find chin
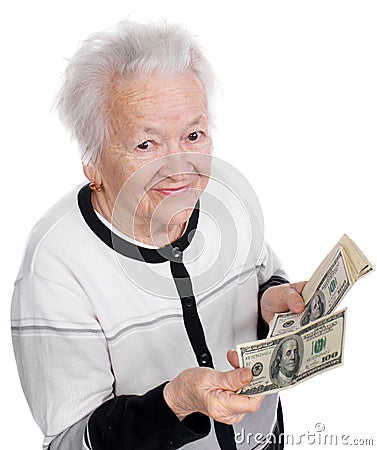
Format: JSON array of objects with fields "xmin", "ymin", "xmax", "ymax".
[
  {"xmin": 169, "ymin": 207, "xmax": 193, "ymax": 225},
  {"xmin": 151, "ymin": 191, "xmax": 198, "ymax": 225}
]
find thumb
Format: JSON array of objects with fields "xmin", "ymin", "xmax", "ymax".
[
  {"xmin": 217, "ymin": 368, "xmax": 253, "ymax": 392},
  {"xmin": 226, "ymin": 349, "xmax": 240, "ymax": 369},
  {"xmin": 291, "ymin": 280, "xmax": 307, "ymax": 294}
]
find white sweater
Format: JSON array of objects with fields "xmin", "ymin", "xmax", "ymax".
[{"xmin": 11, "ymin": 179, "xmax": 285, "ymax": 449}]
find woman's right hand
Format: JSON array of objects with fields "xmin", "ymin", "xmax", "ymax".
[{"xmin": 163, "ymin": 362, "xmax": 264, "ymax": 425}]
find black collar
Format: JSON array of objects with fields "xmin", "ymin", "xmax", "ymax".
[{"xmin": 77, "ymin": 183, "xmax": 200, "ymax": 263}]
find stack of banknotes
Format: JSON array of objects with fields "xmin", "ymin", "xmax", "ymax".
[{"xmin": 237, "ymin": 234, "xmax": 373, "ymax": 396}]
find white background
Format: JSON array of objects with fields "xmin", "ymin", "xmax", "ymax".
[{"xmin": 2, "ymin": 1, "xmax": 376, "ymax": 448}]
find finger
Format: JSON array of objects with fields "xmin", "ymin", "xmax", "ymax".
[
  {"xmin": 216, "ymin": 368, "xmax": 252, "ymax": 392},
  {"xmin": 226, "ymin": 349, "xmax": 240, "ymax": 369},
  {"xmin": 219, "ymin": 392, "xmax": 265, "ymax": 417},
  {"xmin": 290, "ymin": 280, "xmax": 307, "ymax": 295},
  {"xmin": 282, "ymin": 285, "xmax": 306, "ymax": 313}
]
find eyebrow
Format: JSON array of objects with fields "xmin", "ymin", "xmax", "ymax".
[
  {"xmin": 143, "ymin": 127, "xmax": 158, "ymax": 134},
  {"xmin": 142, "ymin": 116, "xmax": 206, "ymax": 134},
  {"xmin": 186, "ymin": 116, "xmax": 207, "ymax": 128}
]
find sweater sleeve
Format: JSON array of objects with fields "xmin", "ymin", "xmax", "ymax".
[
  {"xmin": 256, "ymin": 242, "xmax": 290, "ymax": 339},
  {"xmin": 257, "ymin": 275, "xmax": 289, "ymax": 339},
  {"xmin": 47, "ymin": 385, "xmax": 210, "ymax": 450},
  {"xmin": 84, "ymin": 383, "xmax": 210, "ymax": 450},
  {"xmin": 11, "ymin": 274, "xmax": 209, "ymax": 450}
]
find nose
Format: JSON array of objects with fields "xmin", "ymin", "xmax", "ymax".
[{"xmin": 158, "ymin": 152, "xmax": 194, "ymax": 180}]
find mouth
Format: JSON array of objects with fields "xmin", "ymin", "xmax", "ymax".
[{"xmin": 153, "ymin": 183, "xmax": 191, "ymax": 197}]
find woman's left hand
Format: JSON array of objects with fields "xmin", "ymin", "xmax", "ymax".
[
  {"xmin": 260, "ymin": 281, "xmax": 307, "ymax": 325},
  {"xmin": 226, "ymin": 282, "xmax": 307, "ymax": 371}
]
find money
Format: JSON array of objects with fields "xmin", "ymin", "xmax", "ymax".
[
  {"xmin": 268, "ymin": 234, "xmax": 373, "ymax": 338},
  {"xmin": 237, "ymin": 309, "xmax": 346, "ymax": 396}
]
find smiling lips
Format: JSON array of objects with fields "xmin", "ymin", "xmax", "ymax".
[{"xmin": 154, "ymin": 183, "xmax": 191, "ymax": 196}]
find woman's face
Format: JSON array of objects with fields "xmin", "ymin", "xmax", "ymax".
[{"xmin": 93, "ymin": 71, "xmax": 212, "ymax": 234}]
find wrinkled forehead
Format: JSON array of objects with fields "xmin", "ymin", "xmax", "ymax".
[{"xmin": 109, "ymin": 70, "xmax": 208, "ymax": 119}]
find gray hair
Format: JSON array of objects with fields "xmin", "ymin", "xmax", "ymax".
[{"xmin": 55, "ymin": 20, "xmax": 217, "ymax": 166}]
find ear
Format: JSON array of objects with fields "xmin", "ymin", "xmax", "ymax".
[{"xmin": 83, "ymin": 164, "xmax": 102, "ymax": 186}]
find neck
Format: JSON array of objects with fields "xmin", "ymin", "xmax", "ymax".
[{"xmin": 91, "ymin": 192, "xmax": 186, "ymax": 247}]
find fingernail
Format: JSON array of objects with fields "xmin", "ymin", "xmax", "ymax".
[
  {"xmin": 295, "ymin": 301, "xmax": 304, "ymax": 310},
  {"xmin": 240, "ymin": 368, "xmax": 251, "ymax": 383}
]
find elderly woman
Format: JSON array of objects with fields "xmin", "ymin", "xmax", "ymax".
[{"xmin": 11, "ymin": 20, "xmax": 306, "ymax": 450}]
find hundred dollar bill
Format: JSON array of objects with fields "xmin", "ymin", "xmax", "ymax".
[
  {"xmin": 237, "ymin": 308, "xmax": 346, "ymax": 396},
  {"xmin": 268, "ymin": 234, "xmax": 373, "ymax": 338}
]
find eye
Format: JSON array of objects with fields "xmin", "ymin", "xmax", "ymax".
[
  {"xmin": 137, "ymin": 140, "xmax": 153, "ymax": 151},
  {"xmin": 187, "ymin": 131, "xmax": 202, "ymax": 142}
]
